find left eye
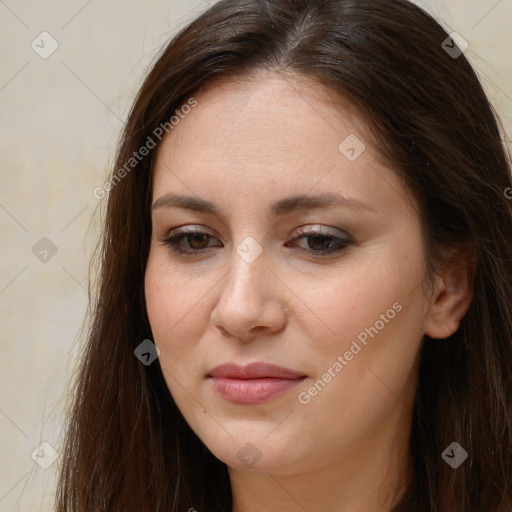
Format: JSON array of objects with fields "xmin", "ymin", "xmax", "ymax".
[{"xmin": 287, "ymin": 232, "xmax": 350, "ymax": 253}]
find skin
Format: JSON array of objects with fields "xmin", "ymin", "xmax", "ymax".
[{"xmin": 144, "ymin": 70, "xmax": 474, "ymax": 512}]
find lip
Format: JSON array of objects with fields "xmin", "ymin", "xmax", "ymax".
[{"xmin": 208, "ymin": 362, "xmax": 307, "ymax": 404}]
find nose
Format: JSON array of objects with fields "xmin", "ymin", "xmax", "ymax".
[{"xmin": 210, "ymin": 245, "xmax": 288, "ymax": 341}]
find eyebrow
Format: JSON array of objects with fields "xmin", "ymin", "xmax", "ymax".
[{"xmin": 151, "ymin": 192, "xmax": 378, "ymax": 215}]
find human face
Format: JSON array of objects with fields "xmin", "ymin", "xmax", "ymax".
[{"xmin": 144, "ymin": 72, "xmax": 431, "ymax": 476}]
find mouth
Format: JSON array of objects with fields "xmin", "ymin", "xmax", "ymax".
[{"xmin": 207, "ymin": 362, "xmax": 307, "ymax": 404}]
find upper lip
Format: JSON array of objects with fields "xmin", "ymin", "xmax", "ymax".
[{"xmin": 208, "ymin": 362, "xmax": 306, "ymax": 379}]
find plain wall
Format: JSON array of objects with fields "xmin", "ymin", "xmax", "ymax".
[{"xmin": 0, "ymin": 0, "xmax": 510, "ymax": 510}]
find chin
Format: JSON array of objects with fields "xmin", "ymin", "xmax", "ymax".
[{"xmin": 200, "ymin": 429, "xmax": 306, "ymax": 473}]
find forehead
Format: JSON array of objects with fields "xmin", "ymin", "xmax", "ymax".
[
  {"xmin": 170, "ymin": 71, "xmax": 368, "ymax": 147},
  {"xmin": 153, "ymin": 73, "xmax": 368, "ymax": 173},
  {"xmin": 150, "ymin": 72, "xmax": 416, "ymax": 219}
]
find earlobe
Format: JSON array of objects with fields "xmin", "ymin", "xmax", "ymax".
[{"xmin": 424, "ymin": 248, "xmax": 477, "ymax": 340}]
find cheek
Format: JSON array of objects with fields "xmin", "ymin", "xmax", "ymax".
[
  {"xmin": 294, "ymin": 249, "xmax": 424, "ymax": 352},
  {"xmin": 145, "ymin": 253, "xmax": 199, "ymax": 339},
  {"xmin": 292, "ymin": 250, "xmax": 427, "ymax": 422},
  {"xmin": 290, "ymin": 242, "xmax": 427, "ymax": 422},
  {"xmin": 144, "ymin": 251, "xmax": 216, "ymax": 386}
]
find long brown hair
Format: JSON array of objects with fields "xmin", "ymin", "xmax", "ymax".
[{"xmin": 55, "ymin": 1, "xmax": 512, "ymax": 510}]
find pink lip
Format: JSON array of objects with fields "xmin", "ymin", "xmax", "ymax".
[{"xmin": 208, "ymin": 362, "xmax": 307, "ymax": 404}]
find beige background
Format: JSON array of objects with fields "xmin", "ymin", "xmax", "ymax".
[{"xmin": 0, "ymin": 0, "xmax": 510, "ymax": 510}]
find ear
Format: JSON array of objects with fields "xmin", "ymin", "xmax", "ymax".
[{"xmin": 424, "ymin": 244, "xmax": 477, "ymax": 339}]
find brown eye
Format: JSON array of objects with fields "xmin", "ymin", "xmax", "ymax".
[
  {"xmin": 160, "ymin": 227, "xmax": 221, "ymax": 255},
  {"xmin": 187, "ymin": 233, "xmax": 211, "ymax": 249},
  {"xmin": 287, "ymin": 226, "xmax": 353, "ymax": 255},
  {"xmin": 306, "ymin": 234, "xmax": 337, "ymax": 251}
]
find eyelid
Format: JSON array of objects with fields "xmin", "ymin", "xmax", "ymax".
[
  {"xmin": 157, "ymin": 225, "xmax": 220, "ymax": 245},
  {"xmin": 294, "ymin": 224, "xmax": 348, "ymax": 237},
  {"xmin": 162, "ymin": 224, "xmax": 350, "ymax": 241},
  {"xmin": 291, "ymin": 224, "xmax": 354, "ymax": 247},
  {"xmin": 158, "ymin": 224, "xmax": 218, "ymax": 241},
  {"xmin": 168, "ymin": 224, "xmax": 214, "ymax": 235}
]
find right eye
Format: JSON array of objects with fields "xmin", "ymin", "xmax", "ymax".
[{"xmin": 159, "ymin": 227, "xmax": 222, "ymax": 255}]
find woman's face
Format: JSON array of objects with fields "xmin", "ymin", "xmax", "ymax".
[{"xmin": 145, "ymin": 72, "xmax": 433, "ymax": 476}]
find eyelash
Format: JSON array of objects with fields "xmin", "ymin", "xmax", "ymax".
[{"xmin": 158, "ymin": 226, "xmax": 353, "ymax": 257}]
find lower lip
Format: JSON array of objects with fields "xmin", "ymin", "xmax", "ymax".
[{"xmin": 210, "ymin": 377, "xmax": 306, "ymax": 404}]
